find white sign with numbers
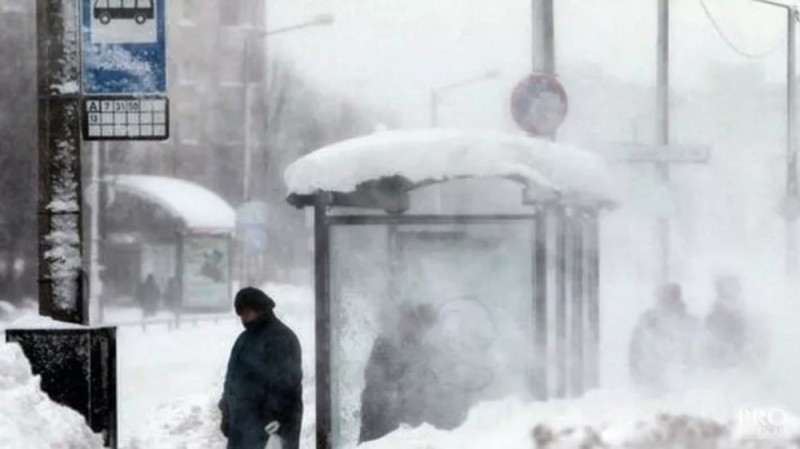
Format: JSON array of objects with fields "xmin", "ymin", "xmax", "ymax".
[{"xmin": 83, "ymin": 96, "xmax": 169, "ymax": 140}]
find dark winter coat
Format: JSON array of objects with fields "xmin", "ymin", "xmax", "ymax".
[
  {"xmin": 220, "ymin": 312, "xmax": 303, "ymax": 449},
  {"xmin": 359, "ymin": 334, "xmax": 465, "ymax": 444},
  {"xmin": 136, "ymin": 276, "xmax": 160, "ymax": 314}
]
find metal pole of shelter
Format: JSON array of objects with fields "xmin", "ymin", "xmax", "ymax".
[
  {"xmin": 554, "ymin": 207, "xmax": 567, "ymax": 399},
  {"xmin": 586, "ymin": 212, "xmax": 600, "ymax": 389},
  {"xmin": 314, "ymin": 193, "xmax": 332, "ymax": 449},
  {"xmin": 532, "ymin": 207, "xmax": 549, "ymax": 400},
  {"xmin": 569, "ymin": 213, "xmax": 586, "ymax": 397}
]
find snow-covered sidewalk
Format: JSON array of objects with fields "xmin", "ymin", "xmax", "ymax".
[{"xmin": 3, "ymin": 284, "xmax": 800, "ymax": 448}]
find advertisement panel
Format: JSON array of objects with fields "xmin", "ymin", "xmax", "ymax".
[{"xmin": 181, "ymin": 234, "xmax": 231, "ymax": 310}]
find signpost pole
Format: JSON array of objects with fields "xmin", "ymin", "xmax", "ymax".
[
  {"xmin": 89, "ymin": 141, "xmax": 102, "ymax": 324},
  {"xmin": 37, "ymin": 0, "xmax": 86, "ymax": 323},
  {"xmin": 531, "ymin": 0, "xmax": 557, "ymax": 139},
  {"xmin": 656, "ymin": 0, "xmax": 671, "ymax": 283},
  {"xmin": 532, "ymin": 0, "xmax": 555, "ymax": 76}
]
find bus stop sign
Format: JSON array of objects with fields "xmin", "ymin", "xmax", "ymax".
[{"xmin": 81, "ymin": 0, "xmax": 169, "ymax": 140}]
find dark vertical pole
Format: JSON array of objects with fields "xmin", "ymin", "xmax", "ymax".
[
  {"xmin": 387, "ymin": 224, "xmax": 399, "ymax": 303},
  {"xmin": 37, "ymin": 0, "xmax": 85, "ymax": 324},
  {"xmin": 554, "ymin": 207, "xmax": 567, "ymax": 398},
  {"xmin": 569, "ymin": 214, "xmax": 585, "ymax": 397},
  {"xmin": 314, "ymin": 194, "xmax": 332, "ymax": 449},
  {"xmin": 586, "ymin": 211, "xmax": 600, "ymax": 389},
  {"xmin": 532, "ymin": 0, "xmax": 557, "ymax": 140},
  {"xmin": 532, "ymin": 206, "xmax": 549, "ymax": 400},
  {"xmin": 656, "ymin": 0, "xmax": 670, "ymax": 282},
  {"xmin": 532, "ymin": 0, "xmax": 556, "ymax": 75},
  {"xmin": 542, "ymin": 0, "xmax": 555, "ymax": 76},
  {"xmin": 176, "ymin": 231, "xmax": 185, "ymax": 321},
  {"xmin": 786, "ymin": 7, "xmax": 798, "ymax": 277}
]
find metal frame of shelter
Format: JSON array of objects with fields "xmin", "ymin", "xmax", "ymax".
[{"xmin": 288, "ymin": 173, "xmax": 607, "ymax": 449}]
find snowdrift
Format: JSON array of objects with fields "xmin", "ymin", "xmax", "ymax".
[
  {"xmin": 358, "ymin": 385, "xmax": 800, "ymax": 449},
  {"xmin": 0, "ymin": 340, "xmax": 104, "ymax": 449}
]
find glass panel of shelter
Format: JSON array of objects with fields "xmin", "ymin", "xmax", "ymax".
[
  {"xmin": 321, "ymin": 178, "xmax": 600, "ymax": 448},
  {"xmin": 329, "ymin": 220, "xmax": 534, "ymax": 448}
]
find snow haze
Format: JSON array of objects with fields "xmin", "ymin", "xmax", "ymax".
[{"xmin": 4, "ymin": 0, "xmax": 800, "ymax": 448}]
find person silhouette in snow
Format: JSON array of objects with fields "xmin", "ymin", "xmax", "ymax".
[
  {"xmin": 358, "ymin": 303, "xmax": 441, "ymax": 444},
  {"xmin": 629, "ymin": 283, "xmax": 700, "ymax": 391},
  {"xmin": 219, "ymin": 287, "xmax": 303, "ymax": 449},
  {"xmin": 136, "ymin": 274, "xmax": 160, "ymax": 318},
  {"xmin": 703, "ymin": 275, "xmax": 767, "ymax": 370}
]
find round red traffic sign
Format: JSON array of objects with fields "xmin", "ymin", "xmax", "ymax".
[{"xmin": 510, "ymin": 74, "xmax": 568, "ymax": 136}]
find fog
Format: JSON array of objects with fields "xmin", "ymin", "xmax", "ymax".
[{"xmin": 4, "ymin": 0, "xmax": 800, "ymax": 447}]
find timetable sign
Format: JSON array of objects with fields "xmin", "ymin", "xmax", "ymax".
[{"xmin": 82, "ymin": 96, "xmax": 169, "ymax": 141}]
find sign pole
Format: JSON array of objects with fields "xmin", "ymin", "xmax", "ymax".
[
  {"xmin": 37, "ymin": 0, "xmax": 86, "ymax": 324},
  {"xmin": 531, "ymin": 0, "xmax": 557, "ymax": 139},
  {"xmin": 89, "ymin": 141, "xmax": 103, "ymax": 324},
  {"xmin": 532, "ymin": 0, "xmax": 555, "ymax": 76}
]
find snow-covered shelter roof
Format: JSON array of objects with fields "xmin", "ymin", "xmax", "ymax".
[
  {"xmin": 284, "ymin": 129, "xmax": 616, "ymax": 206},
  {"xmin": 101, "ymin": 175, "xmax": 236, "ymax": 232}
]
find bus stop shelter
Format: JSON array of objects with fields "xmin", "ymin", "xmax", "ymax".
[
  {"xmin": 91, "ymin": 175, "xmax": 235, "ymax": 312},
  {"xmin": 285, "ymin": 129, "xmax": 616, "ymax": 449}
]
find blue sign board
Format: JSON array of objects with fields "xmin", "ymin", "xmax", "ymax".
[{"xmin": 81, "ymin": 0, "xmax": 167, "ymax": 94}]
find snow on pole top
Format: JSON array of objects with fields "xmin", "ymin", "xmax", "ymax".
[{"xmin": 284, "ymin": 129, "xmax": 617, "ymax": 205}]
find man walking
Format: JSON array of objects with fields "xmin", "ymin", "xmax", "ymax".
[{"xmin": 219, "ymin": 287, "xmax": 303, "ymax": 449}]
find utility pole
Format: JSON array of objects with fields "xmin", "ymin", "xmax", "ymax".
[
  {"xmin": 753, "ymin": 0, "xmax": 800, "ymax": 279},
  {"xmin": 657, "ymin": 0, "xmax": 671, "ymax": 283},
  {"xmin": 532, "ymin": 0, "xmax": 555, "ymax": 75}
]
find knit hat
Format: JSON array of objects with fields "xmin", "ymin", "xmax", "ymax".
[{"xmin": 234, "ymin": 287, "xmax": 276, "ymax": 314}]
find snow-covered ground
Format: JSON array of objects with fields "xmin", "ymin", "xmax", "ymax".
[{"xmin": 3, "ymin": 283, "xmax": 800, "ymax": 448}]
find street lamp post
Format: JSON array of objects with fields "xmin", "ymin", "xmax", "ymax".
[
  {"xmin": 242, "ymin": 14, "xmax": 334, "ymax": 201},
  {"xmin": 429, "ymin": 70, "xmax": 500, "ymax": 127},
  {"xmin": 753, "ymin": 0, "xmax": 799, "ymax": 278}
]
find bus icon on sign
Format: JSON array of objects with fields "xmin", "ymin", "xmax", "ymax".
[{"xmin": 94, "ymin": 0, "xmax": 154, "ymax": 25}]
